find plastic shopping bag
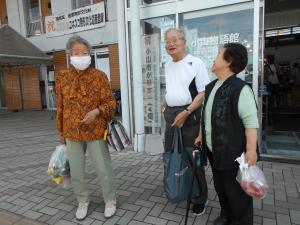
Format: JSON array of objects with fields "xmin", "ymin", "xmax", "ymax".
[
  {"xmin": 235, "ymin": 153, "xmax": 269, "ymax": 199},
  {"xmin": 47, "ymin": 145, "xmax": 71, "ymax": 189}
]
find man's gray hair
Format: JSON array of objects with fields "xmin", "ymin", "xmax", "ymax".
[
  {"xmin": 66, "ymin": 35, "xmax": 92, "ymax": 54},
  {"xmin": 164, "ymin": 28, "xmax": 186, "ymax": 41}
]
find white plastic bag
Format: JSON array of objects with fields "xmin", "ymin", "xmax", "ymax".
[
  {"xmin": 47, "ymin": 145, "xmax": 71, "ymax": 189},
  {"xmin": 235, "ymin": 153, "xmax": 269, "ymax": 199}
]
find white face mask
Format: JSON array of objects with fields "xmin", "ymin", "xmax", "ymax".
[{"xmin": 70, "ymin": 56, "xmax": 91, "ymax": 71}]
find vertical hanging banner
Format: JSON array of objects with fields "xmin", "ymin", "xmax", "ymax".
[
  {"xmin": 142, "ymin": 34, "xmax": 161, "ymax": 131},
  {"xmin": 45, "ymin": 2, "xmax": 105, "ymax": 37}
]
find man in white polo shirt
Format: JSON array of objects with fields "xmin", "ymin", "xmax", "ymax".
[{"xmin": 162, "ymin": 28, "xmax": 210, "ymax": 215}]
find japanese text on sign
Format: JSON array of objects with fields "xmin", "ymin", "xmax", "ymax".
[
  {"xmin": 142, "ymin": 34, "xmax": 161, "ymax": 130},
  {"xmin": 191, "ymin": 33, "xmax": 240, "ymax": 47},
  {"xmin": 45, "ymin": 3, "xmax": 105, "ymax": 37}
]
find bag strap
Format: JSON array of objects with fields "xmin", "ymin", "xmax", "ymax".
[
  {"xmin": 171, "ymin": 127, "xmax": 185, "ymax": 153},
  {"xmin": 172, "ymin": 128, "xmax": 179, "ymax": 153},
  {"xmin": 177, "ymin": 128, "xmax": 184, "ymax": 151}
]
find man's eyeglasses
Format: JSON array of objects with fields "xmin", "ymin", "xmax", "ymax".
[{"xmin": 165, "ymin": 38, "xmax": 184, "ymax": 46}]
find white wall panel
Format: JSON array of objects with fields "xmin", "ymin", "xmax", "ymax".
[{"xmin": 7, "ymin": 0, "xmax": 26, "ymax": 36}]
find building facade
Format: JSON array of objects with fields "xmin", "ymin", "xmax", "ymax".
[
  {"xmin": 125, "ymin": 0, "xmax": 263, "ymax": 151},
  {"xmin": 0, "ymin": 0, "xmax": 120, "ymax": 110},
  {"xmin": 1, "ymin": 0, "xmax": 299, "ymax": 161},
  {"xmin": 125, "ymin": 0, "xmax": 300, "ymax": 161}
]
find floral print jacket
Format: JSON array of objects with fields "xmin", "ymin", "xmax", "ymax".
[{"xmin": 56, "ymin": 67, "xmax": 116, "ymax": 141}]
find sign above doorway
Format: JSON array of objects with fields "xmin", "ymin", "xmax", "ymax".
[{"xmin": 45, "ymin": 2, "xmax": 105, "ymax": 37}]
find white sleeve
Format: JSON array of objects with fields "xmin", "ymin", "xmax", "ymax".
[{"xmin": 195, "ymin": 59, "xmax": 210, "ymax": 92}]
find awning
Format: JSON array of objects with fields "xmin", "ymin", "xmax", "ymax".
[{"xmin": 0, "ymin": 25, "xmax": 52, "ymax": 66}]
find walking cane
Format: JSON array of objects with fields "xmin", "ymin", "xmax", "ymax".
[{"xmin": 184, "ymin": 145, "xmax": 202, "ymax": 225}]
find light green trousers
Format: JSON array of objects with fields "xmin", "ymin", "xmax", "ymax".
[{"xmin": 66, "ymin": 139, "xmax": 116, "ymax": 203}]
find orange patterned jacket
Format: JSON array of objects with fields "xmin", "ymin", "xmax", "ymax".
[{"xmin": 56, "ymin": 67, "xmax": 116, "ymax": 141}]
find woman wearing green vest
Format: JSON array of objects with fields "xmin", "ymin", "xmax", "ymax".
[{"xmin": 195, "ymin": 43, "xmax": 259, "ymax": 225}]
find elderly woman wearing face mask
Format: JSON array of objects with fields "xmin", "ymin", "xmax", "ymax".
[{"xmin": 56, "ymin": 35, "xmax": 117, "ymax": 221}]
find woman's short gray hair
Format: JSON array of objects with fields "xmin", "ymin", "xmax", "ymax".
[
  {"xmin": 66, "ymin": 35, "xmax": 92, "ymax": 54},
  {"xmin": 164, "ymin": 28, "xmax": 186, "ymax": 41}
]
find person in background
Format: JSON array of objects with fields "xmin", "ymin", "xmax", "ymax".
[
  {"xmin": 162, "ymin": 28, "xmax": 210, "ymax": 215},
  {"xmin": 266, "ymin": 55, "xmax": 280, "ymax": 108},
  {"xmin": 195, "ymin": 43, "xmax": 259, "ymax": 225},
  {"xmin": 293, "ymin": 63, "xmax": 300, "ymax": 90},
  {"xmin": 56, "ymin": 35, "xmax": 117, "ymax": 221}
]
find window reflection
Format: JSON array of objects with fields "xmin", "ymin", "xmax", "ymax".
[
  {"xmin": 179, "ymin": 9, "xmax": 254, "ymax": 83},
  {"xmin": 72, "ymin": 0, "xmax": 92, "ymax": 9},
  {"xmin": 27, "ymin": 0, "xmax": 40, "ymax": 20},
  {"xmin": 140, "ymin": 15, "xmax": 175, "ymax": 134}
]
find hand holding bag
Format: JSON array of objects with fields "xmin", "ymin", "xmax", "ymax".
[{"xmin": 236, "ymin": 153, "xmax": 269, "ymax": 199}]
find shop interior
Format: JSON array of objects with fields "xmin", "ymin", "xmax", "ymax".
[{"xmin": 262, "ymin": 0, "xmax": 300, "ymax": 158}]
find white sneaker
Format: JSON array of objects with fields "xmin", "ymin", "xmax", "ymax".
[
  {"xmin": 76, "ymin": 202, "xmax": 89, "ymax": 220},
  {"xmin": 104, "ymin": 200, "xmax": 117, "ymax": 218}
]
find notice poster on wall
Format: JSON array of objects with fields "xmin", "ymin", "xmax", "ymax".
[
  {"xmin": 45, "ymin": 3, "xmax": 105, "ymax": 37},
  {"xmin": 142, "ymin": 34, "xmax": 161, "ymax": 131}
]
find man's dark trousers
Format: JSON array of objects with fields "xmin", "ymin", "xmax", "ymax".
[{"xmin": 164, "ymin": 105, "xmax": 208, "ymax": 205}]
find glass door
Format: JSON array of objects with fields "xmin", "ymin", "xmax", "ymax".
[
  {"xmin": 261, "ymin": 0, "xmax": 300, "ymax": 159},
  {"xmin": 94, "ymin": 50, "xmax": 110, "ymax": 81}
]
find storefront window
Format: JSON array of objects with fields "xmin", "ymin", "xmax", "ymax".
[
  {"xmin": 27, "ymin": 0, "xmax": 40, "ymax": 20},
  {"xmin": 140, "ymin": 15, "xmax": 175, "ymax": 134},
  {"xmin": 26, "ymin": 0, "xmax": 42, "ymax": 36},
  {"xmin": 179, "ymin": 9, "xmax": 254, "ymax": 83},
  {"xmin": 72, "ymin": 0, "xmax": 92, "ymax": 9}
]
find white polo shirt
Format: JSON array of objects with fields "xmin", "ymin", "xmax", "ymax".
[{"xmin": 165, "ymin": 54, "xmax": 210, "ymax": 107}]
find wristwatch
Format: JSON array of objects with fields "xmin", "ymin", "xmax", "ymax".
[{"xmin": 185, "ymin": 108, "xmax": 191, "ymax": 115}]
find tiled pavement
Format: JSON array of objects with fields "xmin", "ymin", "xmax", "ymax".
[
  {"xmin": 0, "ymin": 111, "xmax": 300, "ymax": 225},
  {"xmin": 0, "ymin": 209, "xmax": 47, "ymax": 225}
]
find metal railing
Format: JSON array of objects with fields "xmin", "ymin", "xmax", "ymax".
[{"xmin": 26, "ymin": 17, "xmax": 45, "ymax": 37}]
